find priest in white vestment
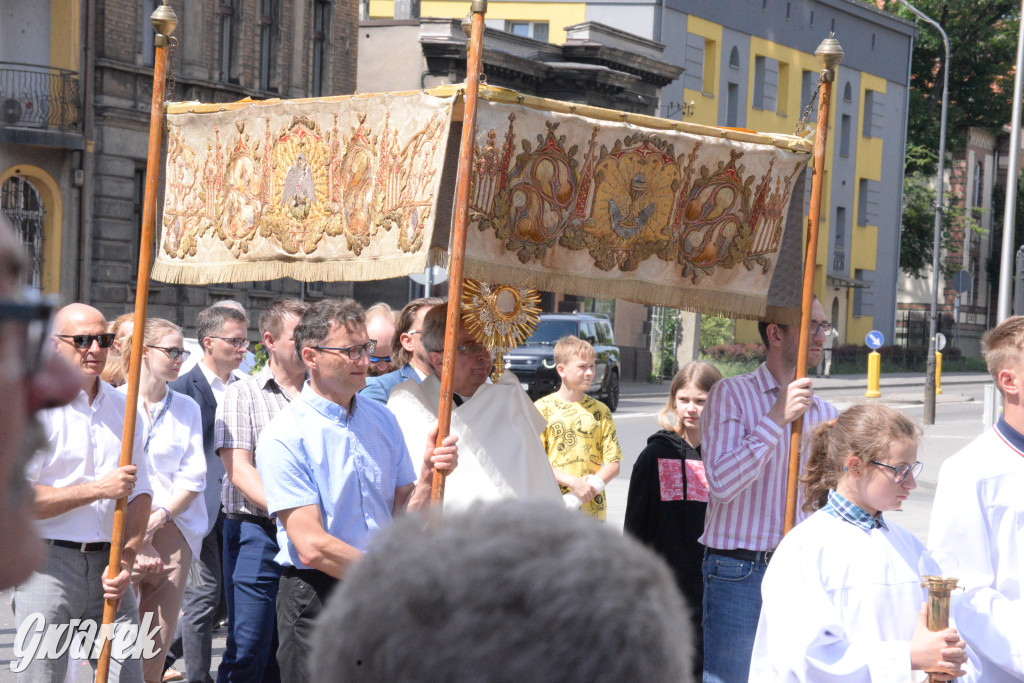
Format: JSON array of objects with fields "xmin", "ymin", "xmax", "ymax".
[
  {"xmin": 387, "ymin": 303, "xmax": 561, "ymax": 510},
  {"xmin": 929, "ymin": 316, "xmax": 1024, "ymax": 683}
]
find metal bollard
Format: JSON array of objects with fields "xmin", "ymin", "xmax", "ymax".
[{"xmin": 866, "ymin": 350, "xmax": 881, "ymax": 398}]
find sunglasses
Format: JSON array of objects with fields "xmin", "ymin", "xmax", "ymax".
[
  {"xmin": 369, "ymin": 355, "xmax": 391, "ymax": 364},
  {"xmin": 148, "ymin": 345, "xmax": 191, "ymax": 362},
  {"xmin": 312, "ymin": 339, "xmax": 377, "ymax": 360},
  {"xmin": 54, "ymin": 333, "xmax": 116, "ymax": 350},
  {"xmin": 0, "ymin": 293, "xmax": 56, "ymax": 379}
]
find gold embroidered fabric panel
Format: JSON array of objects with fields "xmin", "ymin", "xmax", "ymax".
[
  {"xmin": 152, "ymin": 91, "xmax": 456, "ymax": 284},
  {"xmin": 462, "ymin": 100, "xmax": 810, "ymax": 319}
]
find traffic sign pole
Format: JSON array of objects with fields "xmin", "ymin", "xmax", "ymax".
[{"xmin": 865, "ymin": 330, "xmax": 884, "ymax": 399}]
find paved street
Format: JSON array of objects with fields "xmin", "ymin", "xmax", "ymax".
[{"xmin": 0, "ymin": 371, "xmax": 991, "ymax": 680}]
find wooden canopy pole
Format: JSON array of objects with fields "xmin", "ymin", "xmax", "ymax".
[
  {"xmin": 96, "ymin": 4, "xmax": 177, "ymax": 681},
  {"xmin": 431, "ymin": 0, "xmax": 487, "ymax": 504},
  {"xmin": 784, "ymin": 35, "xmax": 843, "ymax": 535}
]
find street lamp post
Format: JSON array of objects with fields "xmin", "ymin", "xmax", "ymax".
[
  {"xmin": 997, "ymin": 1, "xmax": 1024, "ymax": 323},
  {"xmin": 898, "ymin": 0, "xmax": 949, "ymax": 425}
]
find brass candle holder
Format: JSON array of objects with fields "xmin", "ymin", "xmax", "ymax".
[{"xmin": 921, "ymin": 575, "xmax": 960, "ymax": 680}]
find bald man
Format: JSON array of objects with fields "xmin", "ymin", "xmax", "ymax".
[{"xmin": 15, "ymin": 302, "xmax": 152, "ymax": 681}]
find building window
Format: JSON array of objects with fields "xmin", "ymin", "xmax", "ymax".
[
  {"xmin": 0, "ymin": 177, "xmax": 44, "ymax": 289},
  {"xmin": 312, "ymin": 0, "xmax": 331, "ymax": 97},
  {"xmin": 786, "ymin": 2, "xmax": 791, "ymax": 19},
  {"xmin": 863, "ymin": 90, "xmax": 884, "ymax": 138},
  {"xmin": 259, "ymin": 0, "xmax": 279, "ymax": 92},
  {"xmin": 843, "ymin": 82, "xmax": 852, "ymax": 102},
  {"xmin": 727, "ymin": 82, "xmax": 739, "ymax": 126},
  {"xmin": 858, "ymin": 178, "xmax": 879, "ymax": 226},
  {"xmin": 800, "ymin": 70, "xmax": 817, "ymax": 122},
  {"xmin": 853, "ymin": 269, "xmax": 875, "ymax": 316},
  {"xmin": 776, "ymin": 61, "xmax": 788, "ymax": 115},
  {"xmin": 141, "ymin": 0, "xmax": 161, "ymax": 67},
  {"xmin": 810, "ymin": 10, "xmax": 814, "ymax": 26},
  {"xmin": 729, "ymin": 46, "xmax": 740, "ymax": 70},
  {"xmin": 219, "ymin": 0, "xmax": 237, "ymax": 84},
  {"xmin": 840, "ymin": 114, "xmax": 851, "ymax": 156},
  {"xmin": 506, "ymin": 21, "xmax": 549, "ymax": 41},
  {"xmin": 684, "ymin": 33, "xmax": 704, "ymax": 92},
  {"xmin": 833, "ymin": 206, "xmax": 846, "ymax": 273},
  {"xmin": 753, "ymin": 56, "xmax": 778, "ymax": 111}
]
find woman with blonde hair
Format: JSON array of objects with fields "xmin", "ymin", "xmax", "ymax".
[
  {"xmin": 750, "ymin": 404, "xmax": 971, "ymax": 681},
  {"xmin": 624, "ymin": 360, "xmax": 722, "ymax": 677},
  {"xmin": 119, "ymin": 318, "xmax": 207, "ymax": 683},
  {"xmin": 101, "ymin": 312, "xmax": 135, "ymax": 386}
]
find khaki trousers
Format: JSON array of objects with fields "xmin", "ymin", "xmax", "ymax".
[{"xmin": 134, "ymin": 523, "xmax": 192, "ymax": 683}]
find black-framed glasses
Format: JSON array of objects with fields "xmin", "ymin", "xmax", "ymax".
[
  {"xmin": 870, "ymin": 460, "xmax": 923, "ymax": 484},
  {"xmin": 54, "ymin": 333, "xmax": 116, "ymax": 350},
  {"xmin": 312, "ymin": 339, "xmax": 376, "ymax": 360},
  {"xmin": 209, "ymin": 336, "xmax": 249, "ymax": 349},
  {"xmin": 369, "ymin": 355, "xmax": 391, "ymax": 364},
  {"xmin": 1, "ymin": 294, "xmax": 56, "ymax": 378},
  {"xmin": 810, "ymin": 321, "xmax": 834, "ymax": 335},
  {"xmin": 456, "ymin": 342, "xmax": 489, "ymax": 356},
  {"xmin": 148, "ymin": 345, "xmax": 191, "ymax": 362}
]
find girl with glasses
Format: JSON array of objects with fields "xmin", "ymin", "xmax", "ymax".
[
  {"xmin": 119, "ymin": 319, "xmax": 208, "ymax": 683},
  {"xmin": 749, "ymin": 404, "xmax": 972, "ymax": 681}
]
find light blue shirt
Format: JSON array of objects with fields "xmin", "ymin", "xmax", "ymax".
[{"xmin": 256, "ymin": 383, "xmax": 416, "ymax": 568}]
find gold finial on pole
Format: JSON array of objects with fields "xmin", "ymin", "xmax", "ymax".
[
  {"xmin": 151, "ymin": 2, "xmax": 178, "ymax": 47},
  {"xmin": 815, "ymin": 33, "xmax": 844, "ymax": 80}
]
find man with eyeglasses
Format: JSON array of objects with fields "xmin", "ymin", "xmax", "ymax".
[
  {"xmin": 16, "ymin": 302, "xmax": 152, "ymax": 681},
  {"xmin": 166, "ymin": 304, "xmax": 249, "ymax": 683},
  {"xmin": 255, "ymin": 298, "xmax": 458, "ymax": 683},
  {"xmin": 928, "ymin": 316, "xmax": 1024, "ymax": 682},
  {"xmin": 360, "ymin": 297, "xmax": 445, "ymax": 404},
  {"xmin": 699, "ymin": 297, "xmax": 839, "ymax": 683},
  {"xmin": 214, "ymin": 298, "xmax": 308, "ymax": 683},
  {"xmin": 388, "ymin": 303, "xmax": 561, "ymax": 511}
]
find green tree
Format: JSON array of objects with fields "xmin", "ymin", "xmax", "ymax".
[
  {"xmin": 699, "ymin": 314, "xmax": 734, "ymax": 350},
  {"xmin": 878, "ymin": 0, "xmax": 1019, "ymax": 158}
]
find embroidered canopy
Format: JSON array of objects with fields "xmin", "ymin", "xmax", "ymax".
[{"xmin": 153, "ymin": 84, "xmax": 812, "ymax": 321}]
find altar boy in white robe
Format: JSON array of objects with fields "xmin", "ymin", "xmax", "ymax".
[
  {"xmin": 930, "ymin": 316, "xmax": 1024, "ymax": 682},
  {"xmin": 387, "ymin": 303, "xmax": 561, "ymax": 510},
  {"xmin": 750, "ymin": 404, "xmax": 971, "ymax": 682}
]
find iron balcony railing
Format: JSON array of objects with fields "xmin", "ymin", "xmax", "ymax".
[{"xmin": 0, "ymin": 62, "xmax": 81, "ymax": 132}]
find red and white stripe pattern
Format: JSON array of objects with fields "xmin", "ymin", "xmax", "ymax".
[{"xmin": 699, "ymin": 363, "xmax": 839, "ymax": 552}]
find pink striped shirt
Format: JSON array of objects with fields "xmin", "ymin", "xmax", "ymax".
[{"xmin": 699, "ymin": 363, "xmax": 838, "ymax": 551}]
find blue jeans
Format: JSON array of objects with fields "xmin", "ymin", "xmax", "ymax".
[
  {"xmin": 217, "ymin": 517, "xmax": 283, "ymax": 683},
  {"xmin": 701, "ymin": 551, "xmax": 767, "ymax": 683}
]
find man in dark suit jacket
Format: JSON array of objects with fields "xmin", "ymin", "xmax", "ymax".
[
  {"xmin": 165, "ymin": 304, "xmax": 249, "ymax": 683},
  {"xmin": 361, "ymin": 296, "xmax": 443, "ymax": 404}
]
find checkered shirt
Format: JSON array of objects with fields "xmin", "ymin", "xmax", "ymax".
[
  {"xmin": 215, "ymin": 365, "xmax": 297, "ymax": 517},
  {"xmin": 821, "ymin": 489, "xmax": 888, "ymax": 532}
]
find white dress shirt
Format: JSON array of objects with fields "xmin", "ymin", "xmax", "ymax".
[
  {"xmin": 122, "ymin": 386, "xmax": 208, "ymax": 557},
  {"xmin": 198, "ymin": 360, "xmax": 237, "ymax": 407},
  {"xmin": 27, "ymin": 381, "xmax": 151, "ymax": 543}
]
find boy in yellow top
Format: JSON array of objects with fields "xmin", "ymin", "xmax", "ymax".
[{"xmin": 535, "ymin": 336, "xmax": 623, "ymax": 519}]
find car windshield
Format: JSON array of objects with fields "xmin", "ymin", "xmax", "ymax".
[{"xmin": 526, "ymin": 320, "xmax": 578, "ymax": 345}]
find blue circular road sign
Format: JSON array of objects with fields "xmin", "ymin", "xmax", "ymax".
[{"xmin": 865, "ymin": 330, "xmax": 884, "ymax": 349}]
